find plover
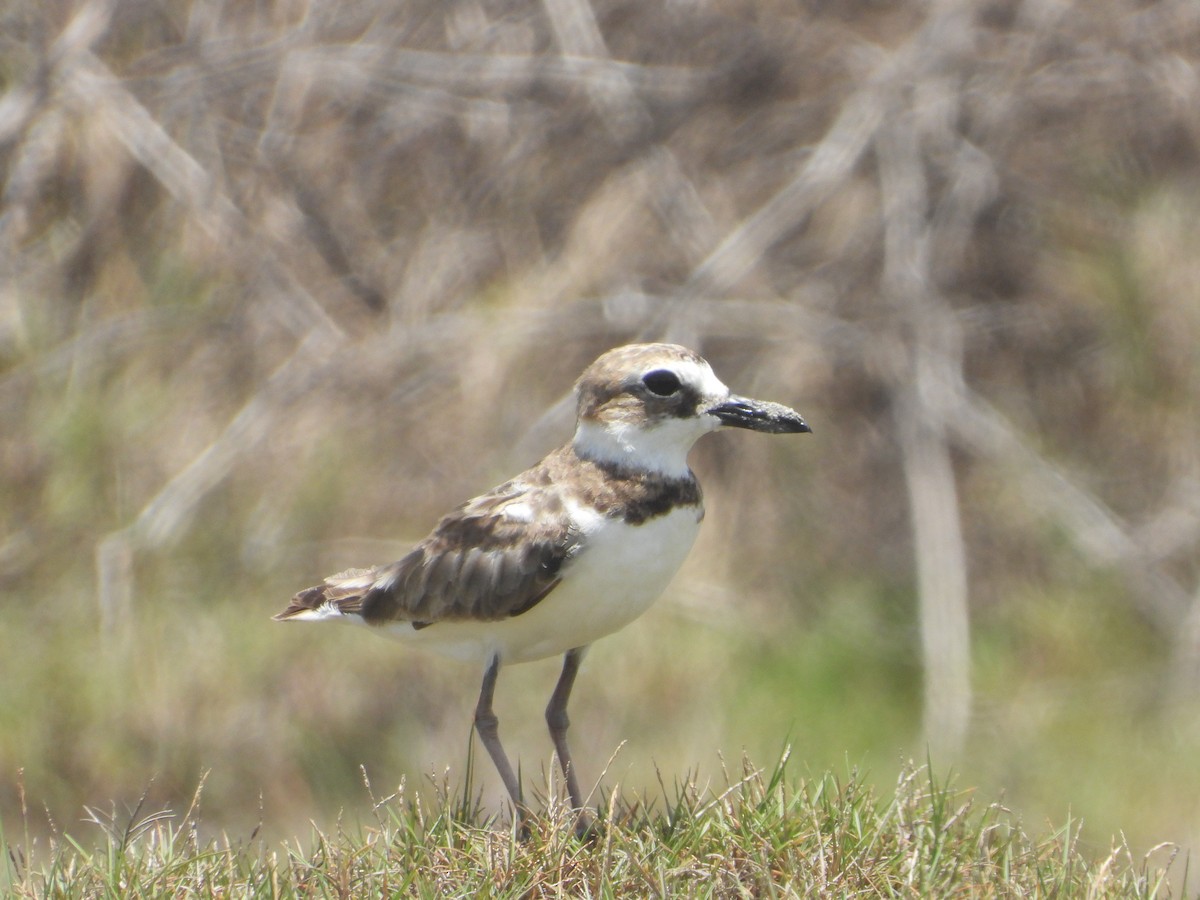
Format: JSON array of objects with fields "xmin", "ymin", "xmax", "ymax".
[{"xmin": 275, "ymin": 343, "xmax": 810, "ymax": 831}]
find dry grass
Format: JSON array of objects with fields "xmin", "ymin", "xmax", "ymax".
[{"xmin": 4, "ymin": 758, "xmax": 1187, "ymax": 898}]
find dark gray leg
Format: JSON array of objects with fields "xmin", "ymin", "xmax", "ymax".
[
  {"xmin": 474, "ymin": 654, "xmax": 524, "ymax": 820},
  {"xmin": 545, "ymin": 646, "xmax": 588, "ymax": 813}
]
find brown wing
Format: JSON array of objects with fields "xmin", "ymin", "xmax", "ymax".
[{"xmin": 275, "ymin": 479, "xmax": 582, "ymax": 627}]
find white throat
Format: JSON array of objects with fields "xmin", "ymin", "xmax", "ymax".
[{"xmin": 573, "ymin": 416, "xmax": 716, "ymax": 478}]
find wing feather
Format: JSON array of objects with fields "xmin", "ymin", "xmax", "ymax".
[{"xmin": 274, "ymin": 479, "xmax": 581, "ymax": 626}]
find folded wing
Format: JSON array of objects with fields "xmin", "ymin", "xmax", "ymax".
[{"xmin": 274, "ymin": 479, "xmax": 583, "ymax": 627}]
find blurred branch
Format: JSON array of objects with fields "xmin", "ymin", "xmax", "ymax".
[
  {"xmin": 541, "ymin": 0, "xmax": 650, "ymax": 139},
  {"xmin": 947, "ymin": 386, "xmax": 1200, "ymax": 689},
  {"xmin": 875, "ymin": 104, "xmax": 970, "ymax": 758},
  {"xmin": 853, "ymin": 0, "xmax": 981, "ymax": 756},
  {"xmin": 540, "ymin": 0, "xmax": 719, "ymax": 323},
  {"xmin": 129, "ymin": 330, "xmax": 340, "ymax": 551},
  {"xmin": 950, "ymin": 391, "xmax": 1191, "ymax": 629},
  {"xmin": 288, "ymin": 45, "xmax": 707, "ymax": 98},
  {"xmin": 1134, "ymin": 479, "xmax": 1200, "ymax": 564},
  {"xmin": 95, "ymin": 328, "xmax": 342, "ymax": 632},
  {"xmin": 60, "ymin": 52, "xmax": 345, "ymax": 340},
  {"xmin": 0, "ymin": 310, "xmax": 183, "ymax": 414},
  {"xmin": 677, "ymin": 70, "xmax": 887, "ymax": 307},
  {"xmin": 875, "ymin": 0, "xmax": 1200, "ymax": 719}
]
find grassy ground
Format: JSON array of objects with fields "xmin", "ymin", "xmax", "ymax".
[
  {"xmin": 7, "ymin": 529, "xmax": 1199, "ymax": 867},
  {"xmin": 4, "ymin": 756, "xmax": 1186, "ymax": 898}
]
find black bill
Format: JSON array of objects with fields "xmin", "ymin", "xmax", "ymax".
[{"xmin": 708, "ymin": 396, "xmax": 811, "ymax": 434}]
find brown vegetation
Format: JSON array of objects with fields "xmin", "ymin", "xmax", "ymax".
[{"xmin": 3, "ymin": 0, "xmax": 1200, "ymax": 852}]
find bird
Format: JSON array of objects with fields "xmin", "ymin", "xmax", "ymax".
[{"xmin": 275, "ymin": 342, "xmax": 810, "ymax": 833}]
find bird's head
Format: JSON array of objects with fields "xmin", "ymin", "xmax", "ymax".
[{"xmin": 572, "ymin": 343, "xmax": 810, "ymax": 477}]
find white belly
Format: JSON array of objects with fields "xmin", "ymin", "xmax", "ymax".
[{"xmin": 380, "ymin": 506, "xmax": 703, "ymax": 664}]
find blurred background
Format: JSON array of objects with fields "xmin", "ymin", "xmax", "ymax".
[{"xmin": 3, "ymin": 0, "xmax": 1200, "ymax": 858}]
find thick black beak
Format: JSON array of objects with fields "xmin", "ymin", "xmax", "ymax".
[{"xmin": 708, "ymin": 396, "xmax": 812, "ymax": 434}]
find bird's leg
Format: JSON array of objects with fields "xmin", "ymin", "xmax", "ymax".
[
  {"xmin": 546, "ymin": 646, "xmax": 592, "ymax": 834},
  {"xmin": 474, "ymin": 654, "xmax": 526, "ymax": 830}
]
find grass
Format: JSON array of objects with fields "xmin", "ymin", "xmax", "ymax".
[
  {"xmin": 5, "ymin": 543, "xmax": 1199, "ymax": 873},
  {"xmin": 3, "ymin": 755, "xmax": 1187, "ymax": 898}
]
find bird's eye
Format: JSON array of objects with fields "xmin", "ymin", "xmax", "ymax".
[{"xmin": 642, "ymin": 369, "xmax": 682, "ymax": 396}]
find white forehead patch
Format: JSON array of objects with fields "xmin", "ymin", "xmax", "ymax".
[{"xmin": 664, "ymin": 357, "xmax": 730, "ymax": 405}]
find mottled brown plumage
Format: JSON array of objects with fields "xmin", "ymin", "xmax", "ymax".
[{"xmin": 275, "ymin": 444, "xmax": 703, "ymax": 629}]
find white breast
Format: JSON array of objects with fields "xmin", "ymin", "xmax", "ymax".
[{"xmin": 379, "ymin": 505, "xmax": 703, "ymax": 665}]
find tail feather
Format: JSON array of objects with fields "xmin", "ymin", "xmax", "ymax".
[{"xmin": 273, "ymin": 567, "xmax": 377, "ymax": 621}]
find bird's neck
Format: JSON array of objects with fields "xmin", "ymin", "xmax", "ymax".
[{"xmin": 572, "ymin": 419, "xmax": 697, "ymax": 480}]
